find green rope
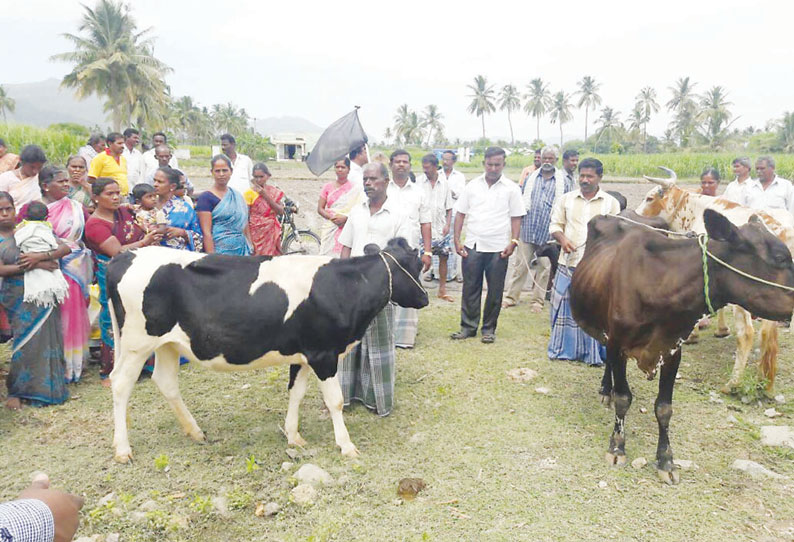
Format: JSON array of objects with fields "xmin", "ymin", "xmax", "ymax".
[{"xmin": 698, "ymin": 234, "xmax": 717, "ymax": 316}]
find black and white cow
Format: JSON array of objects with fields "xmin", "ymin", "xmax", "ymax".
[{"xmin": 107, "ymin": 237, "xmax": 428, "ymax": 462}]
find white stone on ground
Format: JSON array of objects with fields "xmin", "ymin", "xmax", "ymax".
[
  {"xmin": 280, "ymin": 461, "xmax": 294, "ymax": 472},
  {"xmin": 731, "ymin": 459, "xmax": 785, "ymax": 480},
  {"xmin": 290, "ymin": 484, "xmax": 317, "ymax": 506},
  {"xmin": 673, "ymin": 459, "xmax": 696, "ymax": 470},
  {"xmin": 507, "ymin": 368, "xmax": 537, "ymax": 382},
  {"xmin": 760, "ymin": 426, "xmax": 794, "ymax": 448},
  {"xmin": 294, "ymin": 464, "xmax": 333, "ymax": 486},
  {"xmin": 631, "ymin": 457, "xmax": 647, "ymax": 469},
  {"xmin": 764, "ymin": 408, "xmax": 782, "ymax": 418},
  {"xmin": 535, "ymin": 387, "xmax": 550, "ymax": 395}
]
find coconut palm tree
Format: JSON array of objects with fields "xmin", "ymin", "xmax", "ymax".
[
  {"xmin": 778, "ymin": 112, "xmax": 794, "ymax": 152},
  {"xmin": 498, "ymin": 84, "xmax": 521, "ymax": 146},
  {"xmin": 635, "ymin": 86, "xmax": 660, "ymax": 152},
  {"xmin": 523, "ymin": 78, "xmax": 551, "ymax": 142},
  {"xmin": 548, "ymin": 91, "xmax": 573, "ymax": 148},
  {"xmin": 52, "ymin": 0, "xmax": 172, "ymax": 131},
  {"xmin": 0, "ymin": 86, "xmax": 15, "ymax": 122},
  {"xmin": 699, "ymin": 86, "xmax": 734, "ymax": 149},
  {"xmin": 422, "ymin": 104, "xmax": 444, "ymax": 147},
  {"xmin": 666, "ymin": 76, "xmax": 699, "ymax": 147},
  {"xmin": 466, "ymin": 75, "xmax": 496, "ymax": 139},
  {"xmin": 595, "ymin": 107, "xmax": 624, "ymax": 148},
  {"xmin": 393, "ymin": 104, "xmax": 413, "ymax": 145},
  {"xmin": 575, "ymin": 76, "xmax": 602, "ymax": 142},
  {"xmin": 383, "ymin": 127, "xmax": 393, "ymax": 145}
]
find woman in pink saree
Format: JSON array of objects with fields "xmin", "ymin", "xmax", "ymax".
[
  {"xmin": 19, "ymin": 166, "xmax": 92, "ymax": 382},
  {"xmin": 317, "ymin": 158, "xmax": 362, "ymax": 256}
]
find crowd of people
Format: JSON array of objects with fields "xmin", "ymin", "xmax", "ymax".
[{"xmin": 0, "ymin": 131, "xmax": 290, "ymax": 411}]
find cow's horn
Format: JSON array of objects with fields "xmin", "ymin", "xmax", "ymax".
[{"xmin": 642, "ymin": 166, "xmax": 677, "ymax": 189}]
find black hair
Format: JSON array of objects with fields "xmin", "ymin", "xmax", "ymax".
[
  {"xmin": 0, "ymin": 138, "xmax": 6, "ymax": 147},
  {"xmin": 87, "ymin": 134, "xmax": 105, "ymax": 146},
  {"xmin": 390, "ymin": 149, "xmax": 411, "ymax": 163},
  {"xmin": 26, "ymin": 201, "xmax": 49, "ymax": 221},
  {"xmin": 0, "ymin": 191, "xmax": 13, "ymax": 206},
  {"xmin": 132, "ymin": 183, "xmax": 155, "ymax": 203},
  {"xmin": 172, "ymin": 169, "xmax": 186, "ymax": 189},
  {"xmin": 253, "ymin": 162, "xmax": 271, "ymax": 176},
  {"xmin": 152, "ymin": 131, "xmax": 167, "ymax": 141},
  {"xmin": 349, "ymin": 145, "xmax": 365, "ymax": 160},
  {"xmin": 335, "ymin": 157, "xmax": 351, "ymax": 168},
  {"xmin": 578, "ymin": 157, "xmax": 604, "ymax": 176},
  {"xmin": 562, "ymin": 149, "xmax": 580, "ymax": 160},
  {"xmin": 220, "ymin": 133, "xmax": 236, "ymax": 144},
  {"xmin": 442, "ymin": 150, "xmax": 457, "ymax": 161},
  {"xmin": 483, "ymin": 146, "xmax": 506, "ymax": 160},
  {"xmin": 106, "ymin": 132, "xmax": 124, "ymax": 144},
  {"xmin": 19, "ymin": 145, "xmax": 47, "ymax": 164},
  {"xmin": 38, "ymin": 165, "xmax": 64, "ymax": 188},
  {"xmin": 123, "ymin": 128, "xmax": 139, "ymax": 138},
  {"xmin": 701, "ymin": 167, "xmax": 721, "ymax": 182},
  {"xmin": 211, "ymin": 154, "xmax": 233, "ymax": 170},
  {"xmin": 92, "ymin": 177, "xmax": 119, "ymax": 196},
  {"xmin": 363, "ymin": 162, "xmax": 390, "ymax": 181},
  {"xmin": 158, "ymin": 166, "xmax": 181, "ymax": 186},
  {"xmin": 422, "ymin": 153, "xmax": 439, "ymax": 166}
]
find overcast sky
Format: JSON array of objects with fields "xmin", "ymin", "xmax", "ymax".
[{"xmin": 4, "ymin": 0, "xmax": 793, "ymax": 144}]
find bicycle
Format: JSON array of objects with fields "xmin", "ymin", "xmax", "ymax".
[{"xmin": 280, "ymin": 197, "xmax": 321, "ymax": 255}]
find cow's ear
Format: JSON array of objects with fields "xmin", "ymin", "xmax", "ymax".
[
  {"xmin": 363, "ymin": 243, "xmax": 381, "ymax": 255},
  {"xmin": 748, "ymin": 214, "xmax": 764, "ymax": 227},
  {"xmin": 704, "ymin": 209, "xmax": 739, "ymax": 243}
]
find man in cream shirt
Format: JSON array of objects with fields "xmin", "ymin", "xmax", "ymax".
[{"xmin": 744, "ymin": 156, "xmax": 794, "ymax": 213}]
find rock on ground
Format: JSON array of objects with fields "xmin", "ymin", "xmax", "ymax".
[
  {"xmin": 281, "ymin": 461, "xmax": 294, "ymax": 472},
  {"xmin": 631, "ymin": 457, "xmax": 648, "ymax": 470},
  {"xmin": 507, "ymin": 368, "xmax": 537, "ymax": 382},
  {"xmin": 760, "ymin": 426, "xmax": 794, "ymax": 449},
  {"xmin": 290, "ymin": 484, "xmax": 317, "ymax": 506},
  {"xmin": 294, "ymin": 463, "xmax": 333, "ymax": 486},
  {"xmin": 731, "ymin": 459, "xmax": 785, "ymax": 480}
]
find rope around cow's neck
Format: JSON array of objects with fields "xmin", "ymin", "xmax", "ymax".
[{"xmin": 379, "ymin": 251, "xmax": 428, "ymax": 300}]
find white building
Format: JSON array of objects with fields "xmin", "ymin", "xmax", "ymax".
[{"xmin": 272, "ymin": 134, "xmax": 308, "ymax": 161}]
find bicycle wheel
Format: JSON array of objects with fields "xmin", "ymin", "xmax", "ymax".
[{"xmin": 283, "ymin": 230, "xmax": 321, "ymax": 255}]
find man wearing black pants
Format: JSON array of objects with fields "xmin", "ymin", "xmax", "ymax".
[{"xmin": 451, "ymin": 147, "xmax": 525, "ymax": 343}]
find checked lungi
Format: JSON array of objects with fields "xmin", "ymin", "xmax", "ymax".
[
  {"xmin": 547, "ymin": 266, "xmax": 605, "ymax": 366},
  {"xmin": 339, "ymin": 303, "xmax": 396, "ymax": 416}
]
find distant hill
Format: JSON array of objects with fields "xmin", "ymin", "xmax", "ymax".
[
  {"xmin": 2, "ymin": 78, "xmax": 108, "ymax": 129},
  {"xmin": 254, "ymin": 116, "xmax": 323, "ymax": 136}
]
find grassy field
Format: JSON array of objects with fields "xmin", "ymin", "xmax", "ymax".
[{"xmin": 2, "ymin": 300, "xmax": 793, "ymax": 541}]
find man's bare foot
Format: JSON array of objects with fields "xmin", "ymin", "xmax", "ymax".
[
  {"xmin": 5, "ymin": 397, "xmax": 22, "ymax": 410},
  {"xmin": 437, "ymin": 293, "xmax": 454, "ymax": 302},
  {"xmin": 100, "ymin": 378, "xmax": 112, "ymax": 388}
]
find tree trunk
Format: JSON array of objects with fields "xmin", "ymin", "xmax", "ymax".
[
  {"xmin": 536, "ymin": 116, "xmax": 540, "ymax": 143},
  {"xmin": 584, "ymin": 106, "xmax": 589, "ymax": 141},
  {"xmin": 560, "ymin": 123, "xmax": 564, "ymax": 148},
  {"xmin": 481, "ymin": 115, "xmax": 486, "ymax": 140},
  {"xmin": 643, "ymin": 123, "xmax": 648, "ymax": 153},
  {"xmin": 508, "ymin": 111, "xmax": 514, "ymax": 146}
]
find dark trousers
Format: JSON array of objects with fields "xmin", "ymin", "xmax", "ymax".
[{"xmin": 460, "ymin": 246, "xmax": 508, "ymax": 335}]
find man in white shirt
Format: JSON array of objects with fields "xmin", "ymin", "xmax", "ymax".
[
  {"xmin": 721, "ymin": 157, "xmax": 753, "ymax": 204},
  {"xmin": 451, "ymin": 147, "xmax": 525, "ymax": 343},
  {"xmin": 418, "ymin": 153, "xmax": 454, "ymax": 301},
  {"xmin": 121, "ymin": 128, "xmax": 144, "ymax": 189},
  {"xmin": 744, "ymin": 156, "xmax": 794, "ymax": 214},
  {"xmin": 548, "ymin": 157, "xmax": 621, "ymax": 366},
  {"xmin": 348, "ymin": 145, "xmax": 368, "ymax": 186},
  {"xmin": 439, "ymin": 150, "xmax": 466, "ymax": 282},
  {"xmin": 338, "ymin": 162, "xmax": 412, "ymax": 416},
  {"xmin": 387, "ymin": 150, "xmax": 432, "ymax": 348},
  {"xmin": 78, "ymin": 134, "xmax": 105, "ymax": 165},
  {"xmin": 221, "ymin": 133, "xmax": 254, "ymax": 194},
  {"xmin": 142, "ymin": 132, "xmax": 179, "ymax": 176}
]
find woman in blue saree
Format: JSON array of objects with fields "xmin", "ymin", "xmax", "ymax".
[
  {"xmin": 153, "ymin": 167, "xmax": 203, "ymax": 252},
  {"xmin": 0, "ymin": 191, "xmax": 73, "ymax": 409},
  {"xmin": 196, "ymin": 154, "xmax": 252, "ymax": 255}
]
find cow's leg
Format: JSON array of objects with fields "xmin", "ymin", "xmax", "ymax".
[
  {"xmin": 599, "ymin": 360, "xmax": 613, "ymax": 407},
  {"xmin": 317, "ymin": 374, "xmax": 359, "ymax": 457},
  {"xmin": 715, "ymin": 307, "xmax": 730, "ymax": 337},
  {"xmin": 655, "ymin": 348, "xmax": 681, "ymax": 485},
  {"xmin": 759, "ymin": 320, "xmax": 778, "ymax": 392},
  {"xmin": 111, "ymin": 347, "xmax": 150, "ymax": 463},
  {"xmin": 284, "ymin": 364, "xmax": 310, "ymax": 448},
  {"xmin": 151, "ymin": 345, "xmax": 204, "ymax": 443},
  {"xmin": 605, "ymin": 344, "xmax": 630, "ymax": 467},
  {"xmin": 723, "ymin": 306, "xmax": 754, "ymax": 393}
]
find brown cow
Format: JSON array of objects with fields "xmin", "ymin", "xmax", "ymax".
[{"xmin": 571, "ymin": 210, "xmax": 794, "ymax": 484}]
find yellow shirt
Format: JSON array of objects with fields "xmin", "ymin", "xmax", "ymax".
[{"xmin": 88, "ymin": 151, "xmax": 129, "ymax": 195}]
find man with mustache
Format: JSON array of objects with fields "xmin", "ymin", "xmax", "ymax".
[
  {"xmin": 503, "ymin": 147, "xmax": 573, "ymax": 312},
  {"xmin": 547, "ymin": 157, "xmax": 620, "ymax": 366}
]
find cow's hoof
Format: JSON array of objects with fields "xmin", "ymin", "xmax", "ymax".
[
  {"xmin": 657, "ymin": 468, "xmax": 680, "ymax": 485},
  {"xmin": 600, "ymin": 393, "xmax": 612, "ymax": 408},
  {"xmin": 605, "ymin": 452, "xmax": 626, "ymax": 467},
  {"xmin": 188, "ymin": 429, "xmax": 206, "ymax": 443},
  {"xmin": 720, "ymin": 382, "xmax": 739, "ymax": 395},
  {"xmin": 341, "ymin": 444, "xmax": 360, "ymax": 458},
  {"xmin": 714, "ymin": 330, "xmax": 730, "ymax": 338},
  {"xmin": 288, "ymin": 434, "xmax": 308, "ymax": 447},
  {"xmin": 114, "ymin": 450, "xmax": 133, "ymax": 464}
]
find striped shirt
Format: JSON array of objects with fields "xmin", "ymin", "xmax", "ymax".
[
  {"xmin": 0, "ymin": 499, "xmax": 55, "ymax": 542},
  {"xmin": 548, "ymin": 188, "xmax": 621, "ymax": 267},
  {"xmin": 520, "ymin": 173, "xmax": 575, "ymax": 245}
]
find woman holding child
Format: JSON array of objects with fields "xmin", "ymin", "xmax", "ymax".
[
  {"xmin": 0, "ymin": 191, "xmax": 72, "ymax": 409},
  {"xmin": 85, "ymin": 178, "xmax": 161, "ymax": 380},
  {"xmin": 152, "ymin": 167, "xmax": 203, "ymax": 251},
  {"xmin": 17, "ymin": 167, "xmax": 93, "ymax": 383}
]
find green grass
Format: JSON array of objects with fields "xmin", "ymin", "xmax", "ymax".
[
  {"xmin": 0, "ymin": 123, "xmax": 86, "ymax": 165},
  {"xmin": 1, "ymin": 301, "xmax": 793, "ymax": 541}
]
